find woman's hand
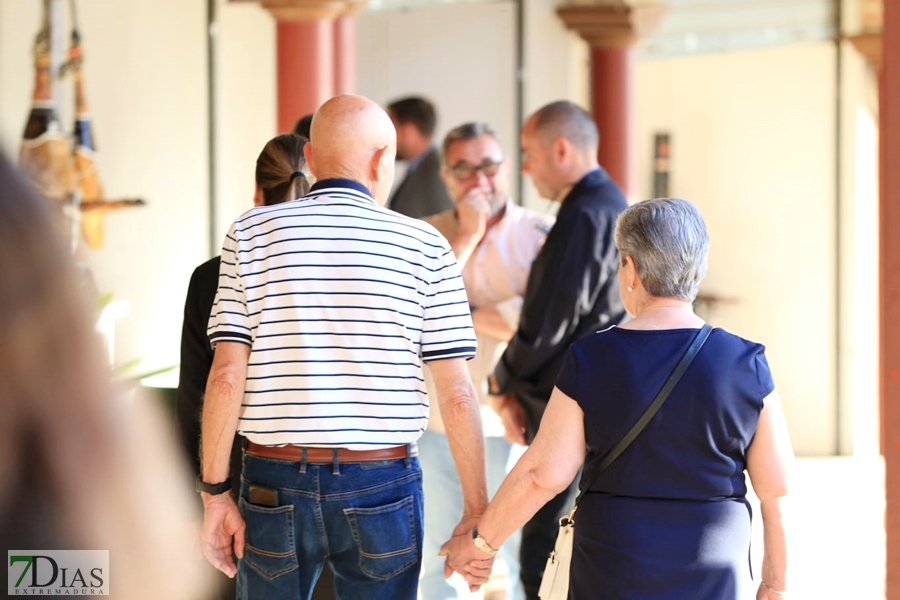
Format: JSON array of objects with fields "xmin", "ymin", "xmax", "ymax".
[{"xmin": 438, "ymin": 531, "xmax": 495, "ymax": 591}]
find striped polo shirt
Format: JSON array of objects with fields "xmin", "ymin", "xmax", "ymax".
[{"xmin": 208, "ymin": 178, "xmax": 477, "ymax": 449}]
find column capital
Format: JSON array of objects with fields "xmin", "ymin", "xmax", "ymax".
[
  {"xmin": 847, "ymin": 31, "xmax": 882, "ymax": 70},
  {"xmin": 556, "ymin": 1, "xmax": 667, "ymax": 49},
  {"xmin": 249, "ymin": 0, "xmax": 367, "ymax": 21}
]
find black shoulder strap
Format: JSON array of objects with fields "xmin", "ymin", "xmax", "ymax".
[{"xmin": 574, "ymin": 323, "xmax": 713, "ymax": 507}]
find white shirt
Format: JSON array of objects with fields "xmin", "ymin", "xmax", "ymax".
[{"xmin": 423, "ymin": 200, "xmax": 553, "ymax": 435}]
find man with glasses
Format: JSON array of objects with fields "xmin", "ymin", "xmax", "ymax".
[{"xmin": 419, "ymin": 122, "xmax": 552, "ymax": 600}]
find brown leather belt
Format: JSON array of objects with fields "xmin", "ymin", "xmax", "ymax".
[{"xmin": 246, "ymin": 441, "xmax": 416, "ymax": 463}]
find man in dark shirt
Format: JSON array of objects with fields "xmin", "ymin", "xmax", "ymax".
[
  {"xmin": 386, "ymin": 96, "xmax": 455, "ymax": 218},
  {"xmin": 488, "ymin": 100, "xmax": 628, "ymax": 599}
]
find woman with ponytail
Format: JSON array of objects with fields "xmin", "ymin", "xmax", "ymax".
[{"xmin": 175, "ymin": 132, "xmax": 312, "ymax": 600}]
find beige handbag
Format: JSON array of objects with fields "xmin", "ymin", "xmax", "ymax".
[
  {"xmin": 537, "ymin": 325, "xmax": 712, "ymax": 600},
  {"xmin": 537, "ymin": 506, "xmax": 576, "ymax": 599}
]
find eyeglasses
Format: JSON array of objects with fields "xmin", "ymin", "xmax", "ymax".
[{"xmin": 445, "ymin": 159, "xmax": 503, "ymax": 180}]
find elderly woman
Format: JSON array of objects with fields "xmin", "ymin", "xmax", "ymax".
[{"xmin": 442, "ymin": 198, "xmax": 793, "ymax": 599}]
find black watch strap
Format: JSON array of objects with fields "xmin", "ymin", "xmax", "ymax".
[{"xmin": 196, "ymin": 476, "xmax": 232, "ymax": 495}]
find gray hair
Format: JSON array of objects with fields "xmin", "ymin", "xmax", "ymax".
[
  {"xmin": 531, "ymin": 100, "xmax": 599, "ymax": 152},
  {"xmin": 441, "ymin": 122, "xmax": 502, "ymax": 162},
  {"xmin": 614, "ymin": 198, "xmax": 709, "ymax": 301}
]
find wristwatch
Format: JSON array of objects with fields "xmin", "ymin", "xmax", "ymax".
[
  {"xmin": 472, "ymin": 527, "xmax": 498, "ymax": 556},
  {"xmin": 196, "ymin": 476, "xmax": 232, "ymax": 496}
]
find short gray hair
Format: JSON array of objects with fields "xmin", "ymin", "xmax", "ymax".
[
  {"xmin": 614, "ymin": 198, "xmax": 709, "ymax": 301},
  {"xmin": 441, "ymin": 122, "xmax": 502, "ymax": 162},
  {"xmin": 531, "ymin": 100, "xmax": 599, "ymax": 152}
]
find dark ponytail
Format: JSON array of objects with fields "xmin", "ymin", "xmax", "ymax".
[{"xmin": 255, "ymin": 133, "xmax": 311, "ymax": 206}]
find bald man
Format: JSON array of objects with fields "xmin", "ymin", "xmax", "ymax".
[{"xmin": 199, "ymin": 95, "xmax": 489, "ymax": 600}]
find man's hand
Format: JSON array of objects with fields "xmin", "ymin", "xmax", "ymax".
[
  {"xmin": 491, "ymin": 393, "xmax": 527, "ymax": 445},
  {"xmin": 457, "ymin": 186, "xmax": 492, "ymax": 240},
  {"xmin": 439, "ymin": 522, "xmax": 495, "ymax": 592},
  {"xmin": 201, "ymin": 493, "xmax": 246, "ymax": 578}
]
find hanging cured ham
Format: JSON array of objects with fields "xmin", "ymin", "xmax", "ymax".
[
  {"xmin": 19, "ymin": 0, "xmax": 144, "ymax": 251},
  {"xmin": 19, "ymin": 11, "xmax": 75, "ymax": 204},
  {"xmin": 65, "ymin": 20, "xmax": 111, "ymax": 249}
]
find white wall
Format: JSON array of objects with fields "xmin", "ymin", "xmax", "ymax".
[
  {"xmin": 521, "ymin": 0, "xmax": 589, "ymax": 210},
  {"xmin": 838, "ymin": 40, "xmax": 880, "ymax": 456},
  {"xmin": 214, "ymin": 0, "xmax": 276, "ymax": 247},
  {"xmin": 356, "ymin": 0, "xmax": 590, "ymax": 212},
  {"xmin": 636, "ymin": 43, "xmax": 838, "ymax": 456},
  {"xmin": 2, "ymin": 2, "xmax": 872, "ymax": 456},
  {"xmin": 356, "ymin": 2, "xmax": 518, "ymax": 198},
  {"xmin": 1, "ymin": 0, "xmax": 209, "ymax": 380},
  {"xmin": 0, "ymin": 0, "xmax": 279, "ymax": 382}
]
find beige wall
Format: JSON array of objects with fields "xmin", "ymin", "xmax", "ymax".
[
  {"xmin": 1, "ymin": 0, "xmax": 209, "ymax": 380},
  {"xmin": 521, "ymin": 0, "xmax": 589, "ymax": 210},
  {"xmin": 356, "ymin": 2, "xmax": 518, "ymax": 198},
  {"xmin": 636, "ymin": 43, "xmax": 838, "ymax": 456},
  {"xmin": 214, "ymin": 0, "xmax": 276, "ymax": 247},
  {"xmin": 838, "ymin": 40, "xmax": 880, "ymax": 456},
  {"xmin": 0, "ymin": 0, "xmax": 278, "ymax": 382},
  {"xmin": 1, "ymin": 2, "xmax": 876, "ymax": 456}
]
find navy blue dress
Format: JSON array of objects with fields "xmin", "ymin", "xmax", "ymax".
[{"xmin": 554, "ymin": 326, "xmax": 774, "ymax": 600}]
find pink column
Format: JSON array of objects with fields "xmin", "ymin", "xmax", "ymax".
[
  {"xmin": 276, "ymin": 20, "xmax": 334, "ymax": 133},
  {"xmin": 333, "ymin": 16, "xmax": 356, "ymax": 95},
  {"xmin": 883, "ymin": 0, "xmax": 900, "ymax": 593}
]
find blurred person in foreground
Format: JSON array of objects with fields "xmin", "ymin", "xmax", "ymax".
[
  {"xmin": 443, "ymin": 197, "xmax": 793, "ymax": 600},
  {"xmin": 419, "ymin": 121, "xmax": 552, "ymax": 600},
  {"xmin": 176, "ymin": 133, "xmax": 312, "ymax": 598},
  {"xmin": 199, "ymin": 94, "xmax": 488, "ymax": 599},
  {"xmin": 0, "ymin": 151, "xmax": 207, "ymax": 600}
]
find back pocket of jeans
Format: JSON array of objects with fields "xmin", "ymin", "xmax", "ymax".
[
  {"xmin": 239, "ymin": 498, "xmax": 299, "ymax": 580},
  {"xmin": 343, "ymin": 495, "xmax": 418, "ymax": 580}
]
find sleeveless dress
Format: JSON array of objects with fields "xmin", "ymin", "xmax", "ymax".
[{"xmin": 554, "ymin": 326, "xmax": 774, "ymax": 600}]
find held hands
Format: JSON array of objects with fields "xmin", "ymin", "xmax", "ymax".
[
  {"xmin": 201, "ymin": 492, "xmax": 246, "ymax": 578},
  {"xmin": 438, "ymin": 517, "xmax": 495, "ymax": 592}
]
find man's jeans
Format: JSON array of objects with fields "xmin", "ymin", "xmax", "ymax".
[
  {"xmin": 418, "ymin": 430, "xmax": 525, "ymax": 600},
  {"xmin": 237, "ymin": 451, "xmax": 423, "ymax": 600}
]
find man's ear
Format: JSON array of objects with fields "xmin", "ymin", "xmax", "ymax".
[
  {"xmin": 303, "ymin": 143, "xmax": 316, "ymax": 177},
  {"xmin": 371, "ymin": 145, "xmax": 390, "ymax": 182},
  {"xmin": 552, "ymin": 137, "xmax": 570, "ymax": 164}
]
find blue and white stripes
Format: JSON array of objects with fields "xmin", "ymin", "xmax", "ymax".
[{"xmin": 208, "ymin": 180, "xmax": 476, "ymax": 449}]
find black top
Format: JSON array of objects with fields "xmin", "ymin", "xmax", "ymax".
[
  {"xmin": 493, "ymin": 167, "xmax": 627, "ymax": 442},
  {"xmin": 175, "ymin": 256, "xmax": 242, "ymax": 492},
  {"xmin": 387, "ymin": 146, "xmax": 454, "ymax": 219}
]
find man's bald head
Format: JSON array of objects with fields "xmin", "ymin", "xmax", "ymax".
[{"xmin": 305, "ymin": 95, "xmax": 397, "ymax": 205}]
